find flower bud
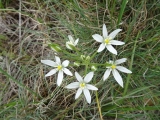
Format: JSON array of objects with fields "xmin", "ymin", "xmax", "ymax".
[
  {"xmin": 48, "ymin": 43, "xmax": 62, "ymax": 52},
  {"xmin": 80, "ymin": 55, "xmax": 86, "ymax": 60},
  {"xmin": 74, "ymin": 62, "xmax": 80, "ymax": 67},
  {"xmin": 86, "ymin": 56, "xmax": 90, "ymax": 61},
  {"xmin": 91, "ymin": 65, "xmax": 97, "ymax": 71}
]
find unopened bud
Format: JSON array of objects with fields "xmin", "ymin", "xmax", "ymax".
[
  {"xmin": 86, "ymin": 56, "xmax": 90, "ymax": 61},
  {"xmin": 91, "ymin": 65, "xmax": 97, "ymax": 71},
  {"xmin": 80, "ymin": 55, "xmax": 86, "ymax": 60},
  {"xmin": 74, "ymin": 62, "xmax": 80, "ymax": 67},
  {"xmin": 48, "ymin": 43, "xmax": 62, "ymax": 52}
]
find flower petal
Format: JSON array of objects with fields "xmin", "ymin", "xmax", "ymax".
[
  {"xmin": 66, "ymin": 42, "xmax": 72, "ymax": 50},
  {"xmin": 116, "ymin": 66, "xmax": 132, "ymax": 73},
  {"xmin": 109, "ymin": 29, "xmax": 122, "ymax": 39},
  {"xmin": 75, "ymin": 72, "xmax": 83, "ymax": 82},
  {"xmin": 112, "ymin": 69, "xmax": 123, "ymax": 87},
  {"xmin": 68, "ymin": 35, "xmax": 74, "ymax": 43},
  {"xmin": 115, "ymin": 58, "xmax": 127, "ymax": 65},
  {"xmin": 41, "ymin": 60, "xmax": 57, "ymax": 67},
  {"xmin": 103, "ymin": 68, "xmax": 112, "ymax": 81},
  {"xmin": 97, "ymin": 43, "xmax": 105, "ymax": 52},
  {"xmin": 75, "ymin": 88, "xmax": 82, "ymax": 99},
  {"xmin": 45, "ymin": 69, "xmax": 57, "ymax": 77},
  {"xmin": 86, "ymin": 84, "xmax": 98, "ymax": 90},
  {"xmin": 75, "ymin": 38, "xmax": 79, "ymax": 45},
  {"xmin": 84, "ymin": 72, "xmax": 94, "ymax": 83},
  {"xmin": 65, "ymin": 82, "xmax": 79, "ymax": 89},
  {"xmin": 103, "ymin": 24, "xmax": 108, "ymax": 38},
  {"xmin": 63, "ymin": 68, "xmax": 73, "ymax": 76},
  {"xmin": 106, "ymin": 44, "xmax": 117, "ymax": 55},
  {"xmin": 83, "ymin": 89, "xmax": 91, "ymax": 104},
  {"xmin": 92, "ymin": 34, "xmax": 103, "ymax": 42},
  {"xmin": 55, "ymin": 56, "xmax": 61, "ymax": 64},
  {"xmin": 57, "ymin": 71, "xmax": 63, "ymax": 86},
  {"xmin": 110, "ymin": 40, "xmax": 125, "ymax": 45},
  {"xmin": 62, "ymin": 60, "xmax": 69, "ymax": 67}
]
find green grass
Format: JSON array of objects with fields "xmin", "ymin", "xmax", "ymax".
[{"xmin": 0, "ymin": 0, "xmax": 160, "ymax": 119}]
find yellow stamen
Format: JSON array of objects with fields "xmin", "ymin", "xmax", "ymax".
[
  {"xmin": 57, "ymin": 65, "xmax": 62, "ymax": 70},
  {"xmin": 111, "ymin": 64, "xmax": 116, "ymax": 69},
  {"xmin": 105, "ymin": 38, "xmax": 111, "ymax": 44},
  {"xmin": 80, "ymin": 82, "xmax": 86, "ymax": 88}
]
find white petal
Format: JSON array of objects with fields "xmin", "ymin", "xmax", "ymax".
[
  {"xmin": 66, "ymin": 42, "xmax": 72, "ymax": 50},
  {"xmin": 68, "ymin": 35, "xmax": 74, "ymax": 43},
  {"xmin": 112, "ymin": 69, "xmax": 123, "ymax": 87},
  {"xmin": 41, "ymin": 60, "xmax": 57, "ymax": 67},
  {"xmin": 116, "ymin": 66, "xmax": 132, "ymax": 73},
  {"xmin": 103, "ymin": 24, "xmax": 108, "ymax": 38},
  {"xmin": 110, "ymin": 40, "xmax": 125, "ymax": 45},
  {"xmin": 106, "ymin": 45, "xmax": 117, "ymax": 55},
  {"xmin": 97, "ymin": 43, "xmax": 105, "ymax": 52},
  {"xmin": 103, "ymin": 68, "xmax": 112, "ymax": 81},
  {"xmin": 75, "ymin": 88, "xmax": 82, "ymax": 99},
  {"xmin": 86, "ymin": 84, "xmax": 98, "ymax": 90},
  {"xmin": 57, "ymin": 71, "xmax": 63, "ymax": 86},
  {"xmin": 109, "ymin": 29, "xmax": 122, "ymax": 39},
  {"xmin": 55, "ymin": 56, "xmax": 61, "ymax": 64},
  {"xmin": 65, "ymin": 82, "xmax": 79, "ymax": 89},
  {"xmin": 75, "ymin": 72, "xmax": 83, "ymax": 82},
  {"xmin": 45, "ymin": 69, "xmax": 57, "ymax": 77},
  {"xmin": 92, "ymin": 34, "xmax": 103, "ymax": 42},
  {"xmin": 63, "ymin": 68, "xmax": 73, "ymax": 76},
  {"xmin": 83, "ymin": 89, "xmax": 91, "ymax": 104},
  {"xmin": 84, "ymin": 72, "xmax": 94, "ymax": 83},
  {"xmin": 74, "ymin": 38, "xmax": 79, "ymax": 45},
  {"xmin": 62, "ymin": 60, "xmax": 69, "ymax": 67},
  {"xmin": 115, "ymin": 58, "xmax": 127, "ymax": 65}
]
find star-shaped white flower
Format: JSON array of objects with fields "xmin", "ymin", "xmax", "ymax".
[
  {"xmin": 65, "ymin": 72, "xmax": 98, "ymax": 104},
  {"xmin": 92, "ymin": 24, "xmax": 125, "ymax": 55},
  {"xmin": 66, "ymin": 35, "xmax": 79, "ymax": 50},
  {"xmin": 41, "ymin": 56, "xmax": 73, "ymax": 86},
  {"xmin": 103, "ymin": 58, "xmax": 132, "ymax": 87}
]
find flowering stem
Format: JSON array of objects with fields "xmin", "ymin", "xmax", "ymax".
[
  {"xmin": 74, "ymin": 47, "xmax": 81, "ymax": 55},
  {"xmin": 95, "ymin": 91, "xmax": 103, "ymax": 120},
  {"xmin": 85, "ymin": 63, "xmax": 88, "ymax": 75}
]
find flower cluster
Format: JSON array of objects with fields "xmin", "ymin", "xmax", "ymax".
[{"xmin": 41, "ymin": 24, "xmax": 132, "ymax": 104}]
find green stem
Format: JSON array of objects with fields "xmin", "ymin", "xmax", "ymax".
[
  {"xmin": 95, "ymin": 91, "xmax": 103, "ymax": 120},
  {"xmin": 84, "ymin": 51, "xmax": 97, "ymax": 74},
  {"xmin": 84, "ymin": 63, "xmax": 88, "ymax": 75},
  {"xmin": 123, "ymin": 32, "xmax": 139, "ymax": 96},
  {"xmin": 80, "ymin": 62, "xmax": 111, "ymax": 67}
]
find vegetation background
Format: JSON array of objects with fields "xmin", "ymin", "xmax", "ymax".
[{"xmin": 0, "ymin": 0, "xmax": 160, "ymax": 119}]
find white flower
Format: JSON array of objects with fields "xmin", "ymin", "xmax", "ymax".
[
  {"xmin": 66, "ymin": 35, "xmax": 79, "ymax": 50},
  {"xmin": 92, "ymin": 24, "xmax": 125, "ymax": 55},
  {"xmin": 103, "ymin": 58, "xmax": 132, "ymax": 87},
  {"xmin": 65, "ymin": 72, "xmax": 98, "ymax": 104},
  {"xmin": 41, "ymin": 56, "xmax": 73, "ymax": 86}
]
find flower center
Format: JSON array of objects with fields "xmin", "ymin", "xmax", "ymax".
[
  {"xmin": 80, "ymin": 82, "xmax": 86, "ymax": 89},
  {"xmin": 57, "ymin": 65, "xmax": 62, "ymax": 70},
  {"xmin": 111, "ymin": 64, "xmax": 116, "ymax": 69},
  {"xmin": 104, "ymin": 37, "xmax": 111, "ymax": 44}
]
